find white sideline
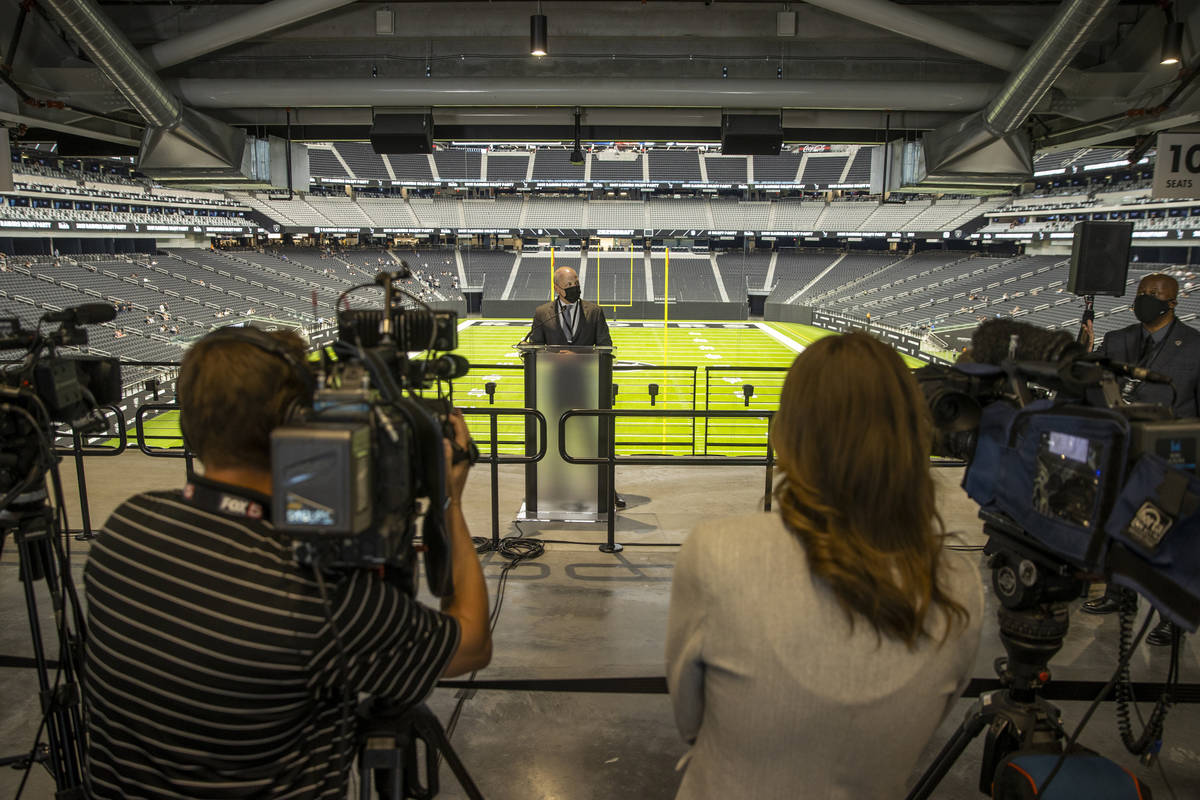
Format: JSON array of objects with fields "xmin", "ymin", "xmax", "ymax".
[{"xmin": 754, "ymin": 322, "xmax": 807, "ymax": 353}]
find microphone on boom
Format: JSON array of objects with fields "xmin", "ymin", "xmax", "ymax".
[{"xmin": 42, "ymin": 303, "xmax": 118, "ymax": 326}]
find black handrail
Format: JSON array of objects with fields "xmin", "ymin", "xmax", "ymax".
[
  {"xmin": 558, "ymin": 407, "xmax": 968, "ymax": 551},
  {"xmin": 459, "ymin": 407, "xmax": 547, "ymax": 547},
  {"xmin": 558, "ymin": 408, "xmax": 777, "ymax": 552},
  {"xmin": 701, "ymin": 364, "xmax": 788, "ymax": 454},
  {"xmin": 133, "ymin": 401, "xmax": 196, "ymax": 475},
  {"xmin": 51, "ymin": 404, "xmax": 128, "ymax": 538}
]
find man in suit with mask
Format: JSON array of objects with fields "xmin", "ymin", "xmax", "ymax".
[
  {"xmin": 1081, "ymin": 273, "xmax": 1200, "ymax": 645},
  {"xmin": 528, "ymin": 265, "xmax": 623, "ymax": 506},
  {"xmin": 530, "ymin": 266, "xmax": 613, "ymax": 347}
]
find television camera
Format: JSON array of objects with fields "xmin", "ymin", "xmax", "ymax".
[
  {"xmin": 906, "ymin": 318, "xmax": 1200, "ymax": 799},
  {"xmin": 1, "ymin": 303, "xmax": 123, "ymax": 795},
  {"xmin": 267, "ymin": 269, "xmax": 475, "ymax": 597}
]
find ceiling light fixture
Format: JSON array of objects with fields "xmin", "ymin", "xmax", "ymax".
[
  {"xmin": 531, "ymin": 2, "xmax": 548, "ymax": 57},
  {"xmin": 1162, "ymin": 20, "xmax": 1184, "ymax": 65}
]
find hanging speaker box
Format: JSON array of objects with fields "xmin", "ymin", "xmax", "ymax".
[
  {"xmin": 721, "ymin": 114, "xmax": 783, "ymax": 156},
  {"xmin": 369, "ymin": 114, "xmax": 434, "ymax": 155}
]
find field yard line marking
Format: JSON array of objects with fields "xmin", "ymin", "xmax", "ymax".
[
  {"xmin": 754, "ymin": 322, "xmax": 807, "ymax": 353},
  {"xmin": 457, "ymin": 318, "xmax": 477, "ymax": 331}
]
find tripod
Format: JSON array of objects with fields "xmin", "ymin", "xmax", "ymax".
[
  {"xmin": 905, "ymin": 603, "xmax": 1072, "ymax": 799},
  {"xmin": 905, "ymin": 518, "xmax": 1096, "ymax": 800},
  {"xmin": 0, "ymin": 478, "xmax": 89, "ymax": 799},
  {"xmin": 359, "ymin": 703, "xmax": 484, "ymax": 800}
]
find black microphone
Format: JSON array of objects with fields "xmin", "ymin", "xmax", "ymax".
[
  {"xmin": 42, "ymin": 303, "xmax": 118, "ymax": 326},
  {"xmin": 426, "ymin": 353, "xmax": 470, "ymax": 380},
  {"xmin": 0, "ymin": 331, "xmax": 37, "ymax": 350},
  {"xmin": 1087, "ymin": 356, "xmax": 1174, "ymax": 385},
  {"xmin": 970, "ymin": 319, "xmax": 1084, "ymax": 366},
  {"xmin": 518, "ymin": 302, "xmax": 563, "ymax": 346}
]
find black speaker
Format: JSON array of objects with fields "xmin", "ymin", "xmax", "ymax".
[
  {"xmin": 369, "ymin": 113, "xmax": 434, "ymax": 154},
  {"xmin": 721, "ymin": 114, "xmax": 783, "ymax": 156},
  {"xmin": 1067, "ymin": 220, "xmax": 1133, "ymax": 296}
]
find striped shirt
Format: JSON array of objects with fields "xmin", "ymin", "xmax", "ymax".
[{"xmin": 83, "ymin": 479, "xmax": 460, "ymax": 799}]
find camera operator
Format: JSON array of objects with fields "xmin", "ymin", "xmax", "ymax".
[
  {"xmin": 82, "ymin": 328, "xmax": 491, "ymax": 798},
  {"xmin": 666, "ymin": 332, "xmax": 983, "ymax": 800},
  {"xmin": 1081, "ymin": 272, "xmax": 1200, "ymax": 644}
]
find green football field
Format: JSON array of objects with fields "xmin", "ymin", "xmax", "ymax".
[
  {"xmin": 123, "ymin": 320, "xmax": 928, "ymax": 457},
  {"xmin": 450, "ymin": 319, "xmax": 926, "ymax": 458},
  {"xmin": 123, "ymin": 408, "xmax": 185, "ymax": 450}
]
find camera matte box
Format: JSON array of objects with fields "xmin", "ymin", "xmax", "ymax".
[{"xmin": 1068, "ymin": 221, "xmax": 1134, "ymax": 296}]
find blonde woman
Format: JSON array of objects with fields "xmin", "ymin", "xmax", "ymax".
[{"xmin": 667, "ymin": 332, "xmax": 984, "ymax": 799}]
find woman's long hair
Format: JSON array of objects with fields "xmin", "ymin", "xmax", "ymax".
[{"xmin": 771, "ymin": 332, "xmax": 969, "ymax": 647}]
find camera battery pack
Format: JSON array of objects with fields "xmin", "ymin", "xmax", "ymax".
[
  {"xmin": 271, "ymin": 422, "xmax": 372, "ymax": 535},
  {"xmin": 34, "ymin": 360, "xmax": 84, "ymax": 418}
]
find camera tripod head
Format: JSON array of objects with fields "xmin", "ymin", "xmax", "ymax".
[{"xmin": 982, "ymin": 515, "xmax": 1087, "ymax": 698}]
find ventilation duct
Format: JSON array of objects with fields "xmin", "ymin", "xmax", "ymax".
[
  {"xmin": 902, "ymin": 0, "xmax": 1117, "ymax": 190},
  {"xmin": 39, "ymin": 0, "xmax": 299, "ymax": 185}
]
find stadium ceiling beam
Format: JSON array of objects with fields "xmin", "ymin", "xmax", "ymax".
[
  {"xmin": 170, "ymin": 77, "xmax": 1005, "ymax": 112},
  {"xmin": 1038, "ymin": 80, "xmax": 1200, "ymax": 153},
  {"xmin": 141, "ymin": 0, "xmax": 359, "ymax": 71},
  {"xmin": 1035, "ymin": 3, "xmax": 1200, "ymax": 151},
  {"xmin": 802, "ymin": 0, "xmax": 1085, "ymax": 92},
  {"xmin": 217, "ymin": 106, "xmax": 958, "ymax": 132},
  {"xmin": 0, "ymin": 109, "xmax": 139, "ymax": 147},
  {"xmin": 214, "ymin": 106, "xmax": 960, "ymax": 143}
]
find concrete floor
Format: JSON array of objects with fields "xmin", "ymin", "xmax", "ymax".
[{"xmin": 2, "ymin": 454, "xmax": 1199, "ymax": 799}]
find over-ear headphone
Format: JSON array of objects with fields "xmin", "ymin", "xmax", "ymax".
[
  {"xmin": 179, "ymin": 326, "xmax": 316, "ymax": 454},
  {"xmin": 201, "ymin": 326, "xmax": 316, "ymax": 403}
]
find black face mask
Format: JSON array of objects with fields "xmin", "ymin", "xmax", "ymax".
[
  {"xmin": 1133, "ymin": 294, "xmax": 1172, "ymax": 325},
  {"xmin": 562, "ymin": 285, "xmax": 581, "ymax": 304}
]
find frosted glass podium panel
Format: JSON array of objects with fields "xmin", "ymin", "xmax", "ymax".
[{"xmin": 517, "ymin": 345, "xmax": 613, "ymax": 522}]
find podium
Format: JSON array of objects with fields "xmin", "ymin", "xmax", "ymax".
[{"xmin": 517, "ymin": 344, "xmax": 613, "ymax": 522}]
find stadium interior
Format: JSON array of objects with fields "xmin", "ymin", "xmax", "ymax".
[{"xmin": 2, "ymin": 0, "xmax": 1200, "ymax": 797}]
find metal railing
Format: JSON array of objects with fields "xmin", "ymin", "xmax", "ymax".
[
  {"xmin": 134, "ymin": 401, "xmax": 195, "ymax": 474},
  {"xmin": 52, "ymin": 404, "xmax": 127, "ymax": 538},
  {"xmin": 44, "ymin": 400, "xmax": 965, "ymax": 552},
  {"xmin": 459, "ymin": 407, "xmax": 546, "ymax": 546},
  {"xmin": 453, "ymin": 362, "xmax": 789, "ymax": 458},
  {"xmin": 559, "ymin": 408, "xmax": 778, "ymax": 552}
]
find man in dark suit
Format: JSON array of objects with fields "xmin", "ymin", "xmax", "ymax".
[
  {"xmin": 527, "ymin": 265, "xmax": 622, "ymax": 506},
  {"xmin": 529, "ymin": 266, "xmax": 613, "ymax": 347},
  {"xmin": 1081, "ymin": 273, "xmax": 1200, "ymax": 644},
  {"xmin": 1086, "ymin": 273, "xmax": 1200, "ymax": 416}
]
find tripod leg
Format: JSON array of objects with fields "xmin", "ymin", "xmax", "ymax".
[
  {"xmin": 36, "ymin": 529, "xmax": 88, "ymax": 787},
  {"xmin": 905, "ymin": 700, "xmax": 992, "ymax": 800},
  {"xmin": 412, "ymin": 709, "xmax": 485, "ymax": 800}
]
